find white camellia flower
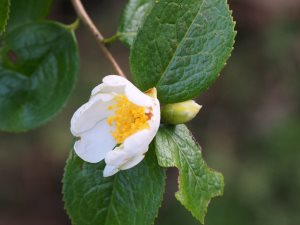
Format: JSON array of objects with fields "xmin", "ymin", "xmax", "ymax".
[{"xmin": 70, "ymin": 75, "xmax": 160, "ymax": 177}]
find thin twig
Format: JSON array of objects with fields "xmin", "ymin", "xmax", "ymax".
[{"xmin": 71, "ymin": 0, "xmax": 125, "ymax": 77}]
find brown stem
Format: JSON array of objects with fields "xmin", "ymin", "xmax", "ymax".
[{"xmin": 71, "ymin": 0, "xmax": 125, "ymax": 77}]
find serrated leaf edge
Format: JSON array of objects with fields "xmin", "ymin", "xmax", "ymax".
[
  {"xmin": 155, "ymin": 126, "xmax": 225, "ymax": 224},
  {"xmin": 62, "ymin": 149, "xmax": 167, "ymax": 225},
  {"xmin": 0, "ymin": 0, "xmax": 11, "ymax": 34}
]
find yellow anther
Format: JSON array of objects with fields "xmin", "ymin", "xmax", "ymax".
[{"xmin": 107, "ymin": 95, "xmax": 150, "ymax": 144}]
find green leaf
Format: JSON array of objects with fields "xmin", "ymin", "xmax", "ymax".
[
  {"xmin": 63, "ymin": 148, "xmax": 166, "ymax": 225},
  {"xmin": 155, "ymin": 124, "xmax": 224, "ymax": 223},
  {"xmin": 0, "ymin": 21, "xmax": 79, "ymax": 132},
  {"xmin": 7, "ymin": 0, "xmax": 52, "ymax": 32},
  {"xmin": 118, "ymin": 0, "xmax": 155, "ymax": 47},
  {"xmin": 130, "ymin": 0, "xmax": 236, "ymax": 103},
  {"xmin": 0, "ymin": 0, "xmax": 10, "ymax": 34}
]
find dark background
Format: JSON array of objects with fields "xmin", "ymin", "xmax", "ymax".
[{"xmin": 0, "ymin": 0, "xmax": 300, "ymax": 224}]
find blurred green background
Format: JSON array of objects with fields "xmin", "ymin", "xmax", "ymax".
[{"xmin": 0, "ymin": 0, "xmax": 300, "ymax": 224}]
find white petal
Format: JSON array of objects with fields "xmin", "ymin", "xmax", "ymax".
[
  {"xmin": 122, "ymin": 98, "xmax": 160, "ymax": 155},
  {"xmin": 74, "ymin": 120, "xmax": 116, "ymax": 163},
  {"xmin": 71, "ymin": 94, "xmax": 114, "ymax": 136},
  {"xmin": 105, "ymin": 150, "xmax": 130, "ymax": 167},
  {"xmin": 91, "ymin": 83, "xmax": 104, "ymax": 96},
  {"xmin": 119, "ymin": 154, "xmax": 145, "ymax": 170},
  {"xmin": 103, "ymin": 75, "xmax": 131, "ymax": 86},
  {"xmin": 125, "ymin": 84, "xmax": 153, "ymax": 107},
  {"xmin": 123, "ymin": 130, "xmax": 153, "ymax": 155},
  {"xmin": 147, "ymin": 98, "xmax": 161, "ymax": 131},
  {"xmin": 71, "ymin": 75, "xmax": 162, "ymax": 174},
  {"xmin": 93, "ymin": 75, "xmax": 153, "ymax": 107},
  {"xmin": 103, "ymin": 165, "xmax": 119, "ymax": 177},
  {"xmin": 91, "ymin": 83, "xmax": 123, "ymax": 97},
  {"xmin": 91, "ymin": 75, "xmax": 131, "ymax": 98}
]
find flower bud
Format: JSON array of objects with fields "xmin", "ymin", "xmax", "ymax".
[{"xmin": 161, "ymin": 100, "xmax": 202, "ymax": 125}]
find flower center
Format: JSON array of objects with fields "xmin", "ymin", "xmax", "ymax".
[{"xmin": 107, "ymin": 95, "xmax": 150, "ymax": 144}]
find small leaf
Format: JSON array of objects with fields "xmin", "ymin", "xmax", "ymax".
[
  {"xmin": 118, "ymin": 0, "xmax": 155, "ymax": 47},
  {"xmin": 155, "ymin": 124, "xmax": 224, "ymax": 223},
  {"xmin": 0, "ymin": 0, "xmax": 10, "ymax": 34},
  {"xmin": 7, "ymin": 0, "xmax": 52, "ymax": 32},
  {"xmin": 130, "ymin": 0, "xmax": 236, "ymax": 103},
  {"xmin": 0, "ymin": 21, "xmax": 79, "ymax": 132},
  {"xmin": 63, "ymin": 148, "xmax": 166, "ymax": 225}
]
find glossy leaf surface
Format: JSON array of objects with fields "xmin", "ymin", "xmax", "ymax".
[
  {"xmin": 118, "ymin": 0, "xmax": 155, "ymax": 47},
  {"xmin": 63, "ymin": 149, "xmax": 166, "ymax": 225},
  {"xmin": 130, "ymin": 0, "xmax": 235, "ymax": 103},
  {"xmin": 7, "ymin": 0, "xmax": 52, "ymax": 32},
  {"xmin": 155, "ymin": 125, "xmax": 224, "ymax": 223},
  {"xmin": 0, "ymin": 22, "xmax": 79, "ymax": 131}
]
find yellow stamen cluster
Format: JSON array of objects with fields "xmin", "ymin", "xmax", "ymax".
[{"xmin": 107, "ymin": 95, "xmax": 150, "ymax": 144}]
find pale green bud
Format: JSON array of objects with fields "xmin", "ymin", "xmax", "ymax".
[{"xmin": 161, "ymin": 100, "xmax": 202, "ymax": 124}]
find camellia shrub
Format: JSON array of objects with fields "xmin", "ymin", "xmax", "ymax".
[{"xmin": 0, "ymin": 0, "xmax": 236, "ymax": 224}]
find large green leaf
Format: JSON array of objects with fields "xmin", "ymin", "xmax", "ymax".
[
  {"xmin": 63, "ymin": 148, "xmax": 166, "ymax": 225},
  {"xmin": 7, "ymin": 0, "xmax": 52, "ymax": 32},
  {"xmin": 118, "ymin": 0, "xmax": 155, "ymax": 47},
  {"xmin": 155, "ymin": 125, "xmax": 224, "ymax": 223},
  {"xmin": 130, "ymin": 0, "xmax": 235, "ymax": 103},
  {"xmin": 0, "ymin": 21, "xmax": 79, "ymax": 131},
  {"xmin": 0, "ymin": 0, "xmax": 10, "ymax": 34}
]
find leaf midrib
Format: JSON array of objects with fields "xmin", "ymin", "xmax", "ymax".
[
  {"xmin": 163, "ymin": 127, "xmax": 199, "ymax": 180},
  {"xmin": 103, "ymin": 174, "xmax": 117, "ymax": 225},
  {"xmin": 3, "ymin": 27, "xmax": 66, "ymax": 78},
  {"xmin": 156, "ymin": 0, "xmax": 206, "ymax": 87}
]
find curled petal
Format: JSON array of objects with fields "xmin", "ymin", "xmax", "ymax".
[
  {"xmin": 91, "ymin": 75, "xmax": 130, "ymax": 97},
  {"xmin": 119, "ymin": 154, "xmax": 145, "ymax": 170},
  {"xmin": 105, "ymin": 150, "xmax": 130, "ymax": 167},
  {"xmin": 103, "ymin": 75, "xmax": 131, "ymax": 87},
  {"xmin": 74, "ymin": 120, "xmax": 116, "ymax": 163},
  {"xmin": 123, "ymin": 130, "xmax": 153, "ymax": 156},
  {"xmin": 103, "ymin": 165, "xmax": 119, "ymax": 177},
  {"xmin": 104, "ymin": 150, "xmax": 146, "ymax": 173},
  {"xmin": 71, "ymin": 94, "xmax": 114, "ymax": 136},
  {"xmin": 92, "ymin": 75, "xmax": 152, "ymax": 107},
  {"xmin": 125, "ymin": 84, "xmax": 153, "ymax": 107}
]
